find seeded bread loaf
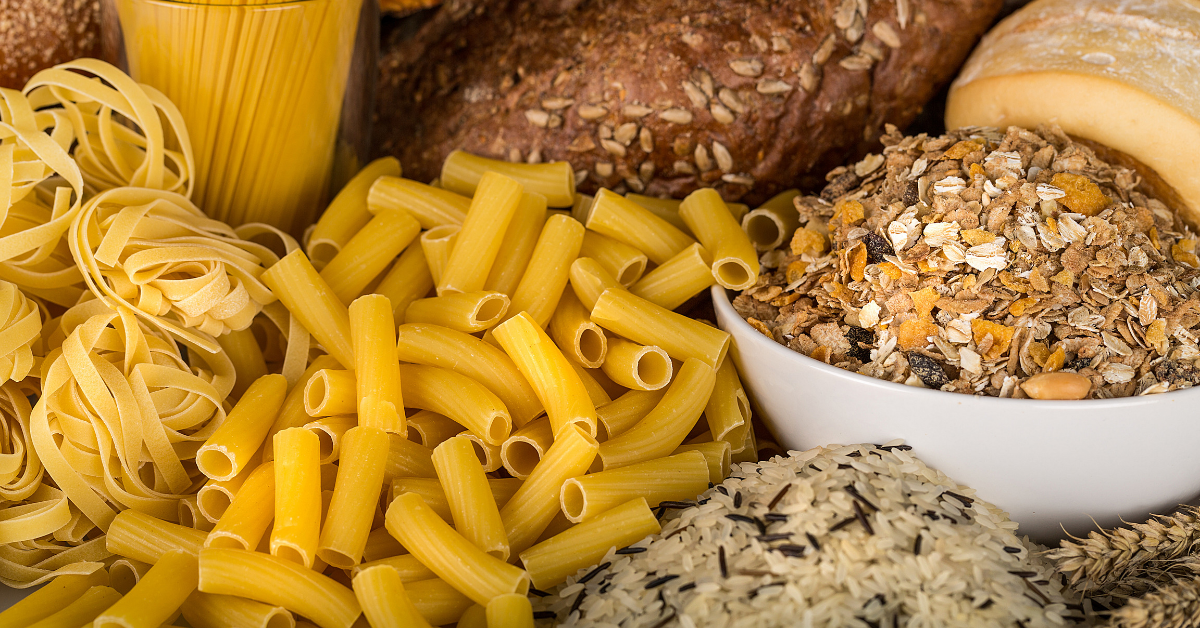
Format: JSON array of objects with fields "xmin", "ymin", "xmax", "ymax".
[
  {"xmin": 0, "ymin": 0, "xmax": 101, "ymax": 89},
  {"xmin": 375, "ymin": 0, "xmax": 1002, "ymax": 204},
  {"xmin": 946, "ymin": 0, "xmax": 1200, "ymax": 229}
]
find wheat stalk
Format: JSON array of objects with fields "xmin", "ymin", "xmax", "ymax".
[
  {"xmin": 1106, "ymin": 576, "xmax": 1200, "ymax": 628},
  {"xmin": 1048, "ymin": 507, "xmax": 1200, "ymax": 598}
]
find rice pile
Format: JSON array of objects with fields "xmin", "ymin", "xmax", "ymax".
[{"xmin": 533, "ymin": 443, "xmax": 1086, "ymax": 627}]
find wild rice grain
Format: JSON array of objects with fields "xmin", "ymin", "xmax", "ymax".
[{"xmin": 534, "ymin": 444, "xmax": 1078, "ymax": 627}]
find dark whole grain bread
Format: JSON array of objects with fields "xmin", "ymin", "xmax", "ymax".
[
  {"xmin": 0, "ymin": 0, "xmax": 101, "ymax": 89},
  {"xmin": 375, "ymin": 0, "xmax": 1003, "ymax": 204}
]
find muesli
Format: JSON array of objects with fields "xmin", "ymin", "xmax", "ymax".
[{"xmin": 734, "ymin": 125, "xmax": 1200, "ymax": 399}]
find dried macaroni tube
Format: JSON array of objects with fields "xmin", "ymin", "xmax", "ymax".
[
  {"xmin": 307, "ymin": 157, "xmax": 402, "ymax": 267},
  {"xmin": 94, "ymin": 550, "xmax": 198, "ymax": 628},
  {"xmin": 586, "ymin": 189, "xmax": 695, "ymax": 264},
  {"xmin": 198, "ymin": 548, "xmax": 361, "ymax": 628},
  {"xmin": 548, "ymin": 289, "xmax": 607, "ymax": 368},
  {"xmin": 590, "ymin": 289, "xmax": 729, "ymax": 368},
  {"xmin": 629, "ymin": 242, "xmax": 716, "ymax": 311},
  {"xmin": 519, "ymin": 498, "xmax": 661, "ymax": 590},
  {"xmin": 318, "ymin": 426, "xmax": 391, "ymax": 569},
  {"xmin": 493, "ymin": 312, "xmax": 597, "ymax": 438},
  {"xmin": 741, "ymin": 189, "xmax": 801, "ymax": 251},
  {"xmin": 438, "ymin": 171, "xmax": 523, "ymax": 295},
  {"xmin": 499, "ymin": 424, "xmax": 598, "ymax": 555},
  {"xmin": 432, "ymin": 436, "xmax": 510, "ymax": 560},
  {"xmin": 560, "ymin": 451, "xmax": 711, "ymax": 522},
  {"xmin": 368, "ymin": 176, "xmax": 469, "ymax": 229},
  {"xmin": 260, "ymin": 251, "xmax": 354, "ymax": 369},
  {"xmin": 484, "ymin": 192, "xmax": 548, "ymax": 295},
  {"xmin": 405, "ymin": 291, "xmax": 510, "ymax": 333},
  {"xmin": 440, "ymin": 150, "xmax": 575, "ymax": 207},
  {"xmin": 271, "ymin": 428, "xmax": 322, "ymax": 567},
  {"xmin": 352, "ymin": 565, "xmax": 433, "ymax": 628},
  {"xmin": 319, "ymin": 208, "xmax": 421, "ymax": 305},
  {"xmin": 196, "ymin": 374, "xmax": 287, "ymax": 482},
  {"xmin": 579, "ymin": 230, "xmax": 647, "ymax": 286},
  {"xmin": 206, "ymin": 462, "xmax": 275, "ymax": 551},
  {"xmin": 678, "ymin": 187, "xmax": 760, "ymax": 290},
  {"xmin": 350, "ymin": 294, "xmax": 404, "ymax": 434}
]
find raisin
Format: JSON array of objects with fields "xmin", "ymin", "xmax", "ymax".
[
  {"xmin": 862, "ymin": 232, "xmax": 895, "ymax": 264},
  {"xmin": 845, "ymin": 326, "xmax": 874, "ymax": 362},
  {"xmin": 1154, "ymin": 360, "xmax": 1200, "ymax": 386},
  {"xmin": 908, "ymin": 353, "xmax": 949, "ymax": 389},
  {"xmin": 821, "ymin": 171, "xmax": 861, "ymax": 202},
  {"xmin": 1064, "ymin": 356, "xmax": 1092, "ymax": 372},
  {"xmin": 902, "ymin": 181, "xmax": 920, "ymax": 208}
]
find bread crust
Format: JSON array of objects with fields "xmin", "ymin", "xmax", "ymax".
[
  {"xmin": 0, "ymin": 0, "xmax": 101, "ymax": 89},
  {"xmin": 375, "ymin": 0, "xmax": 1002, "ymax": 203}
]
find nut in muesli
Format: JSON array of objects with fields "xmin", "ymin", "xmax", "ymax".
[{"xmin": 734, "ymin": 125, "xmax": 1200, "ymax": 399}]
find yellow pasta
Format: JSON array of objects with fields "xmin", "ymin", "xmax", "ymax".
[
  {"xmin": 302, "ymin": 415, "xmax": 357, "ymax": 464},
  {"xmin": 406, "ymin": 291, "xmax": 510, "ymax": 333},
  {"xmin": 625, "ymin": 194, "xmax": 750, "ymax": 235},
  {"xmin": 180, "ymin": 591, "xmax": 295, "ymax": 628},
  {"xmin": 108, "ymin": 559, "xmax": 149, "ymax": 595},
  {"xmin": 307, "ymin": 157, "xmax": 402, "ymax": 268},
  {"xmin": 486, "ymin": 594, "xmax": 534, "ymax": 628},
  {"xmin": 597, "ymin": 389, "xmax": 667, "ymax": 441},
  {"xmin": 350, "ymin": 293, "xmax": 404, "ymax": 434},
  {"xmin": 385, "ymin": 492, "xmax": 530, "ymax": 605},
  {"xmin": 106, "ymin": 510, "xmax": 206, "ymax": 565},
  {"xmin": 731, "ymin": 423, "xmax": 759, "ymax": 463},
  {"xmin": 263, "ymin": 355, "xmax": 341, "ymax": 461},
  {"xmin": 271, "ymin": 428, "xmax": 322, "ymax": 567},
  {"xmin": 569, "ymin": 362, "xmax": 613, "ymax": 407},
  {"xmin": 0, "ymin": 571, "xmax": 109, "ymax": 627},
  {"xmin": 440, "ymin": 150, "xmax": 575, "ymax": 208},
  {"xmin": 597, "ymin": 358, "xmax": 717, "ymax": 470},
  {"xmin": 396, "ymin": 323, "xmax": 542, "ymax": 428},
  {"xmin": 570, "ymin": 193, "xmax": 595, "ymax": 225},
  {"xmin": 457, "ymin": 431, "xmax": 504, "ymax": 474},
  {"xmin": 432, "ymin": 436, "xmax": 510, "ymax": 560},
  {"xmin": 600, "ymin": 337, "xmax": 672, "ymax": 392},
  {"xmin": 586, "ymin": 364, "xmax": 629, "ymax": 400},
  {"xmin": 706, "ymin": 357, "xmax": 752, "ymax": 444},
  {"xmin": 304, "ymin": 368, "xmax": 358, "ymax": 417},
  {"xmin": 405, "ymin": 577, "xmax": 474, "ymax": 626},
  {"xmin": 374, "ymin": 244, "xmax": 434, "ymax": 327},
  {"xmin": 673, "ymin": 441, "xmax": 732, "ymax": 484},
  {"xmin": 25, "ymin": 585, "xmax": 121, "ymax": 628},
  {"xmin": 197, "ymin": 374, "xmax": 287, "ymax": 481},
  {"xmin": 548, "ymin": 288, "xmax": 606, "ymax": 368},
  {"xmin": 318, "ymin": 426, "xmax": 391, "ymax": 569},
  {"xmin": 499, "ymin": 417, "xmax": 553, "ymax": 480},
  {"xmin": 419, "ymin": 225, "xmax": 460, "ymax": 287},
  {"xmin": 484, "ymin": 192, "xmax": 548, "ymax": 296},
  {"xmin": 560, "ymin": 451, "xmax": 710, "ymax": 522},
  {"xmin": 385, "ymin": 435, "xmax": 437, "ymax": 480},
  {"xmin": 216, "ymin": 328, "xmax": 269, "ymax": 399},
  {"xmin": 568, "ymin": 257, "xmax": 625, "ymax": 311},
  {"xmin": 207, "ymin": 461, "xmax": 275, "ymax": 551},
  {"xmin": 353, "ymin": 565, "xmax": 433, "ymax": 628},
  {"xmin": 351, "ymin": 554, "xmax": 436, "ymax": 582},
  {"xmin": 398, "ymin": 364, "xmax": 512, "ymax": 446},
  {"xmin": 629, "ymin": 243, "xmax": 716, "ymax": 311},
  {"xmin": 499, "ymin": 424, "xmax": 598, "ymax": 556},
  {"xmin": 586, "ymin": 189, "xmax": 695, "ymax": 265},
  {"xmin": 391, "ymin": 477, "xmax": 521, "ymax": 523},
  {"xmin": 742, "ymin": 189, "xmax": 801, "ymax": 251},
  {"xmin": 406, "ymin": 411, "xmax": 463, "ymax": 450},
  {"xmin": 261, "ymin": 250, "xmax": 354, "ymax": 369},
  {"xmin": 439, "ymin": 171, "xmax": 523, "ymax": 295},
  {"xmin": 319, "ymin": 208, "xmax": 421, "ymax": 305},
  {"xmin": 504, "ymin": 213, "xmax": 585, "ymax": 327},
  {"xmin": 198, "ymin": 548, "xmax": 361, "ymax": 628},
  {"xmin": 520, "ymin": 498, "xmax": 661, "ymax": 590},
  {"xmin": 368, "ymin": 176, "xmax": 469, "ymax": 228},
  {"xmin": 178, "ymin": 496, "xmax": 215, "ymax": 532},
  {"xmin": 493, "ymin": 312, "xmax": 596, "ymax": 438},
  {"xmin": 678, "ymin": 188, "xmax": 760, "ymax": 290},
  {"xmin": 362, "ymin": 526, "xmax": 406, "ymax": 563},
  {"xmin": 94, "ymin": 549, "xmax": 198, "ymax": 628},
  {"xmin": 580, "ymin": 230, "xmax": 648, "ymax": 287},
  {"xmin": 590, "ymin": 289, "xmax": 730, "ymax": 368},
  {"xmin": 456, "ymin": 604, "xmax": 488, "ymax": 628}
]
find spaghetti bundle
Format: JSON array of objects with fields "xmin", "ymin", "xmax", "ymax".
[
  {"xmin": 31, "ymin": 300, "xmax": 234, "ymax": 533},
  {"xmin": 70, "ymin": 187, "xmax": 280, "ymax": 353},
  {"xmin": 115, "ymin": 0, "xmax": 365, "ymax": 234}
]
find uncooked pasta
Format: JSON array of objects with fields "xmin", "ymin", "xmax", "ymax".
[{"xmin": 114, "ymin": 0, "xmax": 365, "ymax": 234}]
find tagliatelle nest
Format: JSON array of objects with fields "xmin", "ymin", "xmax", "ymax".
[
  {"xmin": 31, "ymin": 299, "xmax": 235, "ymax": 534},
  {"xmin": 0, "ymin": 280, "xmax": 41, "ymax": 384},
  {"xmin": 70, "ymin": 187, "xmax": 283, "ymax": 352}
]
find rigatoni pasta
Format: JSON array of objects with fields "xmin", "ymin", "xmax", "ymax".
[
  {"xmin": 352, "ymin": 565, "xmax": 433, "ymax": 628},
  {"xmin": 484, "ymin": 193, "xmax": 547, "ymax": 296},
  {"xmin": 419, "ymin": 225, "xmax": 460, "ymax": 287},
  {"xmin": 547, "ymin": 288, "xmax": 606, "ymax": 368},
  {"xmin": 499, "ymin": 418, "xmax": 554, "ymax": 480},
  {"xmin": 373, "ymin": 244, "xmax": 434, "ymax": 326},
  {"xmin": 519, "ymin": 498, "xmax": 660, "ymax": 590},
  {"xmin": 368, "ymin": 176, "xmax": 469, "ymax": 229},
  {"xmin": 196, "ymin": 374, "xmax": 287, "ymax": 482},
  {"xmin": 629, "ymin": 242, "xmax": 715, "ymax": 311},
  {"xmin": 317, "ymin": 426, "xmax": 390, "ymax": 569},
  {"xmin": 440, "ymin": 151, "xmax": 575, "ymax": 208},
  {"xmin": 304, "ymin": 368, "xmax": 358, "ymax": 417},
  {"xmin": 438, "ymin": 171, "xmax": 523, "ymax": 295},
  {"xmin": 385, "ymin": 492, "xmax": 530, "ymax": 606},
  {"xmin": 180, "ymin": 591, "xmax": 295, "ymax": 628},
  {"xmin": 198, "ymin": 548, "xmax": 361, "ymax": 628},
  {"xmin": 350, "ymin": 294, "xmax": 405, "ymax": 434},
  {"xmin": 398, "ymin": 364, "xmax": 512, "ymax": 446},
  {"xmin": 94, "ymin": 549, "xmax": 198, "ymax": 628},
  {"xmin": 678, "ymin": 187, "xmax": 760, "ymax": 290},
  {"xmin": 405, "ymin": 291, "xmax": 510, "ymax": 333},
  {"xmin": 567, "ymin": 257, "xmax": 625, "ymax": 311},
  {"xmin": 307, "ymin": 157, "xmax": 402, "ymax": 268},
  {"xmin": 271, "ymin": 428, "xmax": 322, "ymax": 567},
  {"xmin": 492, "ymin": 312, "xmax": 597, "ymax": 438},
  {"xmin": 741, "ymin": 189, "xmax": 801, "ymax": 251},
  {"xmin": 586, "ymin": 189, "xmax": 695, "ymax": 265},
  {"xmin": 319, "ymin": 208, "xmax": 421, "ymax": 305},
  {"xmin": 600, "ymin": 338, "xmax": 672, "ymax": 392},
  {"xmin": 485, "ymin": 594, "xmax": 535, "ymax": 628},
  {"xmin": 560, "ymin": 451, "xmax": 711, "ymax": 522},
  {"xmin": 431, "ymin": 436, "xmax": 510, "ymax": 560},
  {"xmin": 260, "ymin": 250, "xmax": 354, "ymax": 369},
  {"xmin": 499, "ymin": 424, "xmax": 598, "ymax": 556},
  {"xmin": 590, "ymin": 288, "xmax": 730, "ymax": 368},
  {"xmin": 579, "ymin": 230, "xmax": 647, "ymax": 286},
  {"xmin": 503, "ymin": 213, "xmax": 585, "ymax": 327}
]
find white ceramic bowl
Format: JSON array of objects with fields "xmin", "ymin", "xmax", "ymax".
[{"xmin": 712, "ymin": 286, "xmax": 1200, "ymax": 542}]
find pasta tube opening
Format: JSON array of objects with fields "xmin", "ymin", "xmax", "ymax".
[
  {"xmin": 195, "ymin": 450, "xmax": 234, "ymax": 484},
  {"xmin": 578, "ymin": 328, "xmax": 606, "ymax": 367},
  {"xmin": 108, "ymin": 559, "xmax": 147, "ymax": 595},
  {"xmin": 743, "ymin": 210, "xmax": 786, "ymax": 250},
  {"xmin": 303, "ymin": 369, "xmax": 357, "ymax": 417},
  {"xmin": 560, "ymin": 481, "xmax": 587, "ymax": 522},
  {"xmin": 601, "ymin": 339, "xmax": 673, "ymax": 391},
  {"xmin": 714, "ymin": 259, "xmax": 755, "ymax": 291}
]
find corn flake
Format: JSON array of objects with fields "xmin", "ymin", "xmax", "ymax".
[
  {"xmin": 1043, "ymin": 346, "xmax": 1065, "ymax": 372},
  {"xmin": 908, "ymin": 287, "xmax": 939, "ymax": 319},
  {"xmin": 896, "ymin": 318, "xmax": 939, "ymax": 350},
  {"xmin": 849, "ymin": 243, "xmax": 867, "ymax": 281},
  {"xmin": 1009, "ymin": 297, "xmax": 1038, "ymax": 317},
  {"xmin": 1051, "ymin": 172, "xmax": 1110, "ymax": 216},
  {"xmin": 961, "ymin": 229, "xmax": 995, "ymax": 247},
  {"xmin": 785, "ymin": 260, "xmax": 809, "ymax": 283},
  {"xmin": 790, "ymin": 227, "xmax": 828, "ymax": 256},
  {"xmin": 971, "ymin": 319, "xmax": 1016, "ymax": 360}
]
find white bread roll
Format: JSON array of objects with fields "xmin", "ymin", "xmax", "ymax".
[{"xmin": 945, "ymin": 0, "xmax": 1200, "ymax": 228}]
